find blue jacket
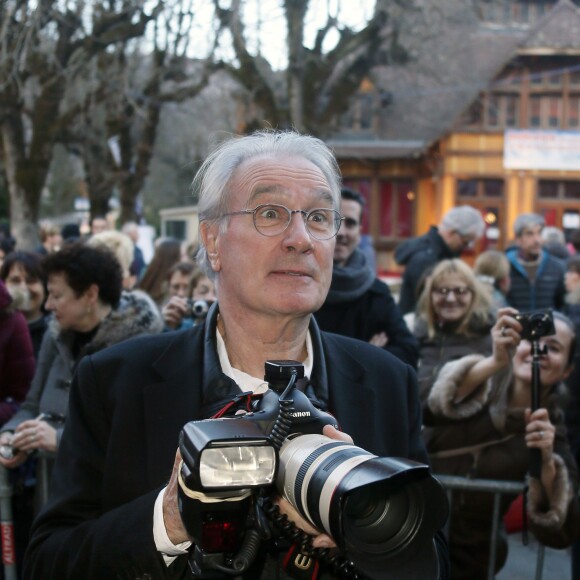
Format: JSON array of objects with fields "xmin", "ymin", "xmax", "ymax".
[{"xmin": 505, "ymin": 248, "xmax": 565, "ymax": 311}]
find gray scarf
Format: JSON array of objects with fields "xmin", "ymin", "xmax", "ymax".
[{"xmin": 326, "ymin": 248, "xmax": 375, "ymax": 303}]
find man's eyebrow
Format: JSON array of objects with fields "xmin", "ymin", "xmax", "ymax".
[
  {"xmin": 248, "ymin": 185, "xmax": 285, "ymax": 201},
  {"xmin": 249, "ymin": 186, "xmax": 334, "ymax": 204}
]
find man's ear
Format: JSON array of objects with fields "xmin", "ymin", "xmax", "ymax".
[{"xmin": 200, "ymin": 222, "xmax": 221, "ymax": 272}]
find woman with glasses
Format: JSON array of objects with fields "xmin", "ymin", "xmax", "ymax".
[{"xmin": 414, "ymin": 258, "xmax": 495, "ymax": 402}]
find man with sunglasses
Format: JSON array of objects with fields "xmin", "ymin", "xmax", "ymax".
[
  {"xmin": 25, "ymin": 131, "xmax": 448, "ymax": 580},
  {"xmin": 316, "ymin": 188, "xmax": 419, "ymax": 367},
  {"xmin": 395, "ymin": 205, "xmax": 485, "ymax": 316}
]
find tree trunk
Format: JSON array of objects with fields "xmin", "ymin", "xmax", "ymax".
[{"xmin": 1, "ymin": 107, "xmax": 40, "ymax": 250}]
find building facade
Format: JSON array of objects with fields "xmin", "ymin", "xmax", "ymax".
[{"xmin": 330, "ymin": 0, "xmax": 580, "ymax": 272}]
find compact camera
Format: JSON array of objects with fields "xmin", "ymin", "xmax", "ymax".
[
  {"xmin": 177, "ymin": 361, "xmax": 448, "ymax": 579},
  {"xmin": 0, "ymin": 444, "xmax": 14, "ymax": 460},
  {"xmin": 185, "ymin": 299, "xmax": 214, "ymax": 321},
  {"xmin": 514, "ymin": 309, "xmax": 555, "ymax": 341}
]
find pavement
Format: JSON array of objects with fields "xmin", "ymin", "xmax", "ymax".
[{"xmin": 497, "ymin": 533, "xmax": 571, "ymax": 579}]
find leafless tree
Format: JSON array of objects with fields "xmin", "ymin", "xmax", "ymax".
[
  {"xmin": 0, "ymin": 0, "xmax": 218, "ymax": 245},
  {"xmin": 211, "ymin": 0, "xmax": 410, "ymax": 135},
  {"xmin": 0, "ymin": 1, "xmax": 169, "ymax": 248}
]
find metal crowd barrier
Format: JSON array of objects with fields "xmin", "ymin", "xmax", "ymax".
[
  {"xmin": 0, "ymin": 464, "xmax": 17, "ymax": 580},
  {"xmin": 436, "ymin": 474, "xmax": 546, "ymax": 580},
  {"xmin": 0, "ymin": 463, "xmax": 551, "ymax": 580}
]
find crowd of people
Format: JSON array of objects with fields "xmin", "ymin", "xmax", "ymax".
[{"xmin": 0, "ymin": 130, "xmax": 579, "ymax": 579}]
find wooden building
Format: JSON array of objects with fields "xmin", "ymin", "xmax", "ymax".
[{"xmin": 329, "ymin": 0, "xmax": 580, "ymax": 272}]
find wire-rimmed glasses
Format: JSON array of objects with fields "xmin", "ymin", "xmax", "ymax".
[{"xmin": 221, "ymin": 203, "xmax": 343, "ymax": 240}]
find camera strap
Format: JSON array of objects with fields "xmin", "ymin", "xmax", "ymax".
[
  {"xmin": 283, "ymin": 544, "xmax": 320, "ymax": 580},
  {"xmin": 205, "ymin": 391, "xmax": 261, "ymax": 418}
]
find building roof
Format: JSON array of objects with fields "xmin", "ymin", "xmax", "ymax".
[
  {"xmin": 520, "ymin": 0, "xmax": 580, "ymax": 54},
  {"xmin": 331, "ymin": 0, "xmax": 579, "ymax": 159},
  {"xmin": 326, "ymin": 139, "xmax": 426, "ymax": 160}
]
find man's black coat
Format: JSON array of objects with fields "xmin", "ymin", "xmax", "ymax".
[
  {"xmin": 24, "ymin": 309, "xmax": 448, "ymax": 579},
  {"xmin": 315, "ymin": 278, "xmax": 419, "ymax": 368}
]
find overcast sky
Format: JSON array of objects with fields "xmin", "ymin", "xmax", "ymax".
[{"xmin": 189, "ymin": 0, "xmax": 375, "ymax": 69}]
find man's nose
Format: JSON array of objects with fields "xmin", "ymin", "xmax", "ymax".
[{"xmin": 283, "ymin": 212, "xmax": 313, "ymax": 249}]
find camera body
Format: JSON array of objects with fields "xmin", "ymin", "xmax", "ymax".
[
  {"xmin": 514, "ymin": 309, "xmax": 555, "ymax": 341},
  {"xmin": 0, "ymin": 444, "xmax": 14, "ymax": 460},
  {"xmin": 185, "ymin": 299, "xmax": 214, "ymax": 321}
]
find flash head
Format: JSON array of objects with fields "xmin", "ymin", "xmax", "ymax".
[{"xmin": 179, "ymin": 419, "xmax": 277, "ymax": 492}]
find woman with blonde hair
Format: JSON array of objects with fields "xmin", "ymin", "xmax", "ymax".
[{"xmin": 414, "ymin": 258, "xmax": 494, "ymax": 400}]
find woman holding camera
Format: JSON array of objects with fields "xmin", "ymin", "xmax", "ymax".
[{"xmin": 423, "ymin": 307, "xmax": 580, "ymax": 579}]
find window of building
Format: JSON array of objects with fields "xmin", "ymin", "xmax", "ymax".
[
  {"xmin": 568, "ymin": 96, "xmax": 580, "ymax": 128},
  {"xmin": 548, "ymin": 96, "xmax": 562, "ymax": 127},
  {"xmin": 341, "ymin": 92, "xmax": 376, "ymax": 132},
  {"xmin": 482, "ymin": 93, "xmax": 520, "ymax": 128},
  {"xmin": 527, "ymin": 95, "xmax": 563, "ymax": 128},
  {"xmin": 457, "ymin": 179, "xmax": 504, "ymax": 198},
  {"xmin": 379, "ymin": 180, "xmax": 415, "ymax": 239},
  {"xmin": 538, "ymin": 180, "xmax": 580, "ymax": 199},
  {"xmin": 164, "ymin": 220, "xmax": 187, "ymax": 240}
]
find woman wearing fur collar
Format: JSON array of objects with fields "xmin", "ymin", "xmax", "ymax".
[
  {"xmin": 423, "ymin": 306, "xmax": 580, "ymax": 579},
  {"xmin": 0, "ymin": 242, "xmax": 163, "ymax": 504}
]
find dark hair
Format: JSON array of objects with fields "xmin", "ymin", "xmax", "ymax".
[
  {"xmin": 0, "ymin": 236, "xmax": 16, "ymax": 255},
  {"xmin": 61, "ymin": 223, "xmax": 81, "ymax": 243},
  {"xmin": 0, "ymin": 251, "xmax": 45, "ymax": 283},
  {"xmin": 43, "ymin": 242, "xmax": 123, "ymax": 308},
  {"xmin": 553, "ymin": 311, "xmax": 578, "ymax": 368},
  {"xmin": 340, "ymin": 188, "xmax": 365, "ymax": 222},
  {"xmin": 167, "ymin": 260, "xmax": 195, "ymax": 281},
  {"xmin": 138, "ymin": 238, "xmax": 182, "ymax": 304},
  {"xmin": 340, "ymin": 187, "xmax": 365, "ymax": 207}
]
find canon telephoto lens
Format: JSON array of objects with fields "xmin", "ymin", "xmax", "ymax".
[{"xmin": 277, "ymin": 434, "xmax": 448, "ymax": 579}]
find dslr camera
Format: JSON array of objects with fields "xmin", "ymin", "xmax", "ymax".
[
  {"xmin": 514, "ymin": 309, "xmax": 555, "ymax": 341},
  {"xmin": 177, "ymin": 361, "xmax": 448, "ymax": 579}
]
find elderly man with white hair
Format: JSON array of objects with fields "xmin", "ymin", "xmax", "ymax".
[{"xmin": 24, "ymin": 131, "xmax": 449, "ymax": 580}]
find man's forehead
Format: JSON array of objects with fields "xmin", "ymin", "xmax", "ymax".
[
  {"xmin": 519, "ymin": 224, "xmax": 543, "ymax": 236},
  {"xmin": 228, "ymin": 157, "xmax": 334, "ymax": 208}
]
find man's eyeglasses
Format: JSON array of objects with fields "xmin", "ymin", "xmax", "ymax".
[
  {"xmin": 221, "ymin": 203, "xmax": 343, "ymax": 241},
  {"xmin": 431, "ymin": 287, "xmax": 473, "ymax": 298}
]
